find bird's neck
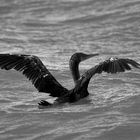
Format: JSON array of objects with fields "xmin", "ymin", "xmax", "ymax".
[{"xmin": 69, "ymin": 60, "xmax": 80, "ymax": 85}]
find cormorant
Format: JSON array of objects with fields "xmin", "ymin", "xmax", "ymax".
[{"xmin": 0, "ymin": 53, "xmax": 139, "ymax": 107}]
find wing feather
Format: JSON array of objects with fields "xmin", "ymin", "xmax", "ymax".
[
  {"xmin": 0, "ymin": 54, "xmax": 68, "ymax": 97},
  {"xmin": 116, "ymin": 60, "xmax": 125, "ymax": 72},
  {"xmin": 123, "ymin": 59, "xmax": 140, "ymax": 68},
  {"xmin": 119, "ymin": 59, "xmax": 131, "ymax": 70},
  {"xmin": 82, "ymin": 57, "xmax": 140, "ymax": 80}
]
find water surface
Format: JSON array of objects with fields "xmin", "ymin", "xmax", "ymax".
[{"xmin": 0, "ymin": 0, "xmax": 140, "ymax": 140}]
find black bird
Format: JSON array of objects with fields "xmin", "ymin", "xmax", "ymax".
[{"xmin": 0, "ymin": 53, "xmax": 140, "ymax": 107}]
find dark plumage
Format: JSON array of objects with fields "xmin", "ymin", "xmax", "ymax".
[{"xmin": 0, "ymin": 53, "xmax": 139, "ymax": 107}]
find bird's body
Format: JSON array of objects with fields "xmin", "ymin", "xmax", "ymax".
[{"xmin": 0, "ymin": 52, "xmax": 140, "ymax": 107}]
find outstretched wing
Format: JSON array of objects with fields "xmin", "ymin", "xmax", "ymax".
[
  {"xmin": 82, "ymin": 57, "xmax": 140, "ymax": 80},
  {"xmin": 0, "ymin": 54, "xmax": 68, "ymax": 97}
]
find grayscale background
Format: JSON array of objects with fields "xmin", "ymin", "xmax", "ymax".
[{"xmin": 0, "ymin": 0, "xmax": 140, "ymax": 140}]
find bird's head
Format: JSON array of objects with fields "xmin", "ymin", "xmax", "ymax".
[{"xmin": 70, "ymin": 52, "xmax": 99, "ymax": 65}]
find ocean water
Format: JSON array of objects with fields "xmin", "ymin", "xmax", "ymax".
[{"xmin": 0, "ymin": 0, "xmax": 140, "ymax": 140}]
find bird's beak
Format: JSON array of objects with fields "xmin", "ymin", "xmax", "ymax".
[
  {"xmin": 81, "ymin": 53, "xmax": 99, "ymax": 61},
  {"xmin": 86, "ymin": 53, "xmax": 99, "ymax": 60},
  {"xmin": 88, "ymin": 53, "xmax": 99, "ymax": 58}
]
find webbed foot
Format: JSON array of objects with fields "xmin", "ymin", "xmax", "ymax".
[{"xmin": 38, "ymin": 100, "xmax": 52, "ymax": 107}]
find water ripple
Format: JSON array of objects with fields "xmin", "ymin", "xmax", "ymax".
[{"xmin": 0, "ymin": 0, "xmax": 140, "ymax": 140}]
